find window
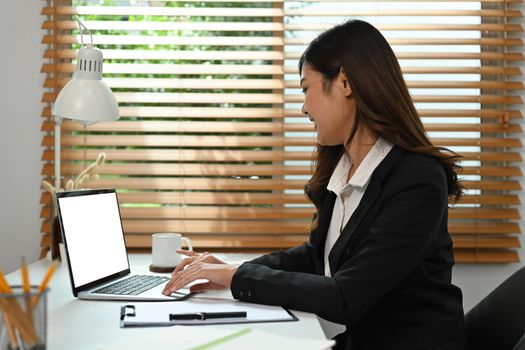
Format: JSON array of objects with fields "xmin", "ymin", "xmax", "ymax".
[{"xmin": 41, "ymin": 0, "xmax": 523, "ymax": 263}]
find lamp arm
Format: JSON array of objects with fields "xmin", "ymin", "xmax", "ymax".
[
  {"xmin": 54, "ymin": 116, "xmax": 63, "ymax": 193},
  {"xmin": 76, "ymin": 16, "xmax": 93, "ymax": 48}
]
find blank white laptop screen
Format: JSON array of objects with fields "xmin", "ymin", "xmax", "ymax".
[{"xmin": 57, "ymin": 191, "xmax": 129, "ymax": 288}]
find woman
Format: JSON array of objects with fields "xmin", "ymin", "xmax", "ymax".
[{"xmin": 163, "ymin": 20, "xmax": 467, "ymax": 350}]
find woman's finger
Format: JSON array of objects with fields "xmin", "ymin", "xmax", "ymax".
[
  {"xmin": 172, "ymin": 251, "xmax": 210, "ymax": 276},
  {"xmin": 176, "ymin": 249, "xmax": 198, "ymax": 257},
  {"xmin": 163, "ymin": 270, "xmax": 190, "ymax": 294},
  {"xmin": 164, "ymin": 259, "xmax": 231, "ymax": 295},
  {"xmin": 164, "ymin": 262, "xmax": 197, "ymax": 294},
  {"xmin": 169, "ymin": 266, "xmax": 202, "ymax": 293},
  {"xmin": 184, "ymin": 252, "xmax": 212, "ymax": 269},
  {"xmin": 172, "ymin": 255, "xmax": 196, "ymax": 276},
  {"xmin": 170, "ymin": 252, "xmax": 209, "ymax": 281},
  {"xmin": 162, "ymin": 278, "xmax": 176, "ymax": 294}
]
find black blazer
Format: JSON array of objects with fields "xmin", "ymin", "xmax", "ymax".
[{"xmin": 230, "ymin": 146, "xmax": 467, "ymax": 350}]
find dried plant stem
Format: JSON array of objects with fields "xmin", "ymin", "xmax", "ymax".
[
  {"xmin": 42, "ymin": 152, "xmax": 106, "ymax": 197},
  {"xmin": 42, "ymin": 181, "xmax": 56, "ymax": 204}
]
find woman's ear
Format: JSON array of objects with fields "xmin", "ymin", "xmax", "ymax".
[{"xmin": 339, "ymin": 68, "xmax": 352, "ymax": 97}]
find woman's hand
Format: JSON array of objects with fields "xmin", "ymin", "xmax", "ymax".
[
  {"xmin": 171, "ymin": 250, "xmax": 226, "ymax": 275},
  {"xmin": 162, "ymin": 250, "xmax": 239, "ymax": 295}
]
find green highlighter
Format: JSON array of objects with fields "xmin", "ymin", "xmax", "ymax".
[{"xmin": 188, "ymin": 327, "xmax": 253, "ymax": 350}]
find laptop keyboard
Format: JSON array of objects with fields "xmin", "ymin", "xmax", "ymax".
[{"xmin": 93, "ymin": 275, "xmax": 170, "ymax": 296}]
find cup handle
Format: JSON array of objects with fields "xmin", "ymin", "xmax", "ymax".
[{"xmin": 182, "ymin": 237, "xmax": 193, "ymax": 251}]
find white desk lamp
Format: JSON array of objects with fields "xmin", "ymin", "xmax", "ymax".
[{"xmin": 51, "ymin": 18, "xmax": 119, "ymax": 190}]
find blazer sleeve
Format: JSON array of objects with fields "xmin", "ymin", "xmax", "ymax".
[
  {"xmin": 230, "ymin": 157, "xmax": 448, "ymax": 325},
  {"xmin": 243, "ymin": 243, "xmax": 316, "ymax": 273},
  {"xmin": 243, "ymin": 215, "xmax": 318, "ymax": 274}
]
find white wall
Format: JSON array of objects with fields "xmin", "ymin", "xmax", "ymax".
[
  {"xmin": 0, "ymin": 1, "xmax": 44, "ymax": 273},
  {"xmin": 453, "ymin": 260, "xmax": 524, "ymax": 313},
  {"xmin": 0, "ymin": 0, "xmax": 523, "ymax": 313}
]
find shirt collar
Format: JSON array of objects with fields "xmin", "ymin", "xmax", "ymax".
[
  {"xmin": 327, "ymin": 137, "xmax": 394, "ymax": 193},
  {"xmin": 327, "ymin": 151, "xmax": 352, "ymax": 194}
]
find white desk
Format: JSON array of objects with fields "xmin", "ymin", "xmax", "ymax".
[{"xmin": 6, "ymin": 254, "xmax": 327, "ymax": 349}]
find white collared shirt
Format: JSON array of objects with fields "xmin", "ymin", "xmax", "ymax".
[{"xmin": 324, "ymin": 137, "xmax": 394, "ymax": 276}]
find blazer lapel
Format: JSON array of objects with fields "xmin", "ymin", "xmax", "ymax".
[
  {"xmin": 312, "ymin": 191, "xmax": 337, "ymax": 261},
  {"xmin": 328, "ymin": 146, "xmax": 405, "ymax": 275},
  {"xmin": 327, "ymin": 177, "xmax": 381, "ymax": 275}
]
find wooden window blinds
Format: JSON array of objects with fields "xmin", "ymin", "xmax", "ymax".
[{"xmin": 40, "ymin": 0, "xmax": 523, "ymax": 263}]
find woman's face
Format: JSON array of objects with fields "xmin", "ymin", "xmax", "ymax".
[{"xmin": 300, "ymin": 62, "xmax": 356, "ymax": 146}]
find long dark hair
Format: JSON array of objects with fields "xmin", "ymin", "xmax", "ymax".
[{"xmin": 299, "ymin": 20, "xmax": 463, "ymax": 213}]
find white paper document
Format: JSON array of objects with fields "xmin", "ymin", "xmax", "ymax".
[{"xmin": 120, "ymin": 297, "xmax": 297, "ymax": 327}]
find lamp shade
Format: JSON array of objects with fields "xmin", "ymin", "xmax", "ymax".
[{"xmin": 52, "ymin": 46, "xmax": 119, "ymax": 125}]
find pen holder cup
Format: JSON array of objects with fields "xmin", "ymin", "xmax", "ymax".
[{"xmin": 0, "ymin": 286, "xmax": 48, "ymax": 350}]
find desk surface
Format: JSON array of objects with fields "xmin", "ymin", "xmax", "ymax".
[{"xmin": 6, "ymin": 254, "xmax": 327, "ymax": 349}]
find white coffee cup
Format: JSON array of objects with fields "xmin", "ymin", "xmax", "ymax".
[{"xmin": 151, "ymin": 233, "xmax": 193, "ymax": 268}]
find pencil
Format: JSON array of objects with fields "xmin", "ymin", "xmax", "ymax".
[
  {"xmin": 0, "ymin": 298, "xmax": 38, "ymax": 345},
  {"xmin": 0, "ymin": 282, "xmax": 19, "ymax": 348},
  {"xmin": 21, "ymin": 256, "xmax": 36, "ymax": 345},
  {"xmin": 1, "ymin": 311, "xmax": 19, "ymax": 348},
  {"xmin": 0, "ymin": 271, "xmax": 12, "ymax": 294},
  {"xmin": 21, "ymin": 257, "xmax": 30, "ymax": 294},
  {"xmin": 38, "ymin": 260, "xmax": 58, "ymax": 293},
  {"xmin": 21, "ymin": 257, "xmax": 32, "ymax": 314},
  {"xmin": 0, "ymin": 270, "xmax": 38, "ymax": 345},
  {"xmin": 32, "ymin": 260, "xmax": 58, "ymax": 308}
]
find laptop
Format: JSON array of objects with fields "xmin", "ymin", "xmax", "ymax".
[{"xmin": 56, "ymin": 188, "xmax": 192, "ymax": 301}]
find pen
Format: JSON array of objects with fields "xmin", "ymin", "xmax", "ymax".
[{"xmin": 169, "ymin": 311, "xmax": 247, "ymax": 321}]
